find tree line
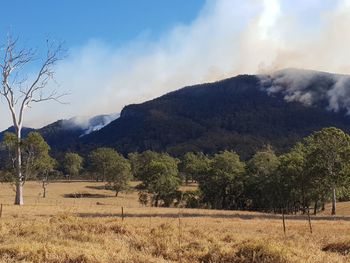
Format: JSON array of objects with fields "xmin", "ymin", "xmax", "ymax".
[
  {"xmin": 178, "ymin": 127, "xmax": 350, "ymax": 215},
  {"xmin": 1, "ymin": 127, "xmax": 350, "ymax": 215}
]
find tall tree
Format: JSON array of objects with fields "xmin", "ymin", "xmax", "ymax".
[
  {"xmin": 63, "ymin": 152, "xmax": 83, "ymax": 180},
  {"xmin": 135, "ymin": 152, "xmax": 181, "ymax": 207},
  {"xmin": 0, "ymin": 36, "xmax": 65, "ymax": 205},
  {"xmin": 245, "ymin": 146, "xmax": 279, "ymax": 211},
  {"xmin": 106, "ymin": 155, "xmax": 132, "ymax": 197},
  {"xmin": 302, "ymin": 127, "xmax": 350, "ymax": 215},
  {"xmin": 179, "ymin": 152, "xmax": 210, "ymax": 184},
  {"xmin": 90, "ymin": 148, "xmax": 132, "ymax": 197},
  {"xmin": 199, "ymin": 151, "xmax": 245, "ymax": 209},
  {"xmin": 90, "ymin": 148, "xmax": 118, "ymax": 182},
  {"xmin": 128, "ymin": 151, "xmax": 159, "ymax": 180},
  {"xmin": 3, "ymin": 132, "xmax": 55, "ymax": 198},
  {"xmin": 275, "ymin": 144, "xmax": 307, "ymax": 213}
]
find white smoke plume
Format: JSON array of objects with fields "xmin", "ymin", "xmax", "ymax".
[
  {"xmin": 53, "ymin": 113, "xmax": 120, "ymax": 137},
  {"xmin": 259, "ymin": 68, "xmax": 350, "ymax": 113},
  {"xmin": 2, "ymin": 0, "xmax": 350, "ymax": 130}
]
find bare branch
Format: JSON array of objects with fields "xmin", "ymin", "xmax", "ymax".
[
  {"xmin": 0, "ymin": 34, "xmax": 67, "ymax": 129},
  {"xmin": 0, "ymin": 34, "xmax": 68, "ymax": 204}
]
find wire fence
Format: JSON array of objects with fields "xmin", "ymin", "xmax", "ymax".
[
  {"xmin": 1, "ymin": 201, "xmax": 350, "ymax": 240},
  {"xmin": 2, "ymin": 189, "xmax": 350, "ymax": 239}
]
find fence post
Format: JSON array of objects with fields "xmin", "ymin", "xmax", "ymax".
[
  {"xmin": 0, "ymin": 204, "xmax": 3, "ymax": 218},
  {"xmin": 121, "ymin": 206, "xmax": 124, "ymax": 221}
]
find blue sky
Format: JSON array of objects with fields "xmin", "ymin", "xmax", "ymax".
[
  {"xmin": 0, "ymin": 0, "xmax": 205, "ymax": 50},
  {"xmin": 1, "ymin": 0, "xmax": 350, "ymax": 130}
]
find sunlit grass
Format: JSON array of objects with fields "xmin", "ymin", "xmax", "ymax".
[{"xmin": 0, "ymin": 181, "xmax": 349, "ymax": 262}]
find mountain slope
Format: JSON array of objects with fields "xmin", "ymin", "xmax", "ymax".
[
  {"xmin": 0, "ymin": 127, "xmax": 34, "ymax": 142},
  {"xmin": 81, "ymin": 69, "xmax": 350, "ymax": 158},
  {"xmin": 37, "ymin": 114, "xmax": 119, "ymax": 152},
  {"xmin": 0, "ymin": 114, "xmax": 119, "ymax": 156}
]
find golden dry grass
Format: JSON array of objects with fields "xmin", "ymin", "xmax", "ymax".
[
  {"xmin": 0, "ymin": 181, "xmax": 350, "ymax": 262},
  {"xmin": 321, "ymin": 201, "xmax": 350, "ymax": 216}
]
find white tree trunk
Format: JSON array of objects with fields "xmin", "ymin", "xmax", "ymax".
[
  {"xmin": 1, "ymin": 36, "xmax": 64, "ymax": 206},
  {"xmin": 14, "ymin": 129, "xmax": 24, "ymax": 205},
  {"xmin": 15, "ymin": 182, "xmax": 24, "ymax": 205}
]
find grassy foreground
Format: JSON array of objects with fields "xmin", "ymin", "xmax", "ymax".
[{"xmin": 0, "ymin": 182, "xmax": 350, "ymax": 262}]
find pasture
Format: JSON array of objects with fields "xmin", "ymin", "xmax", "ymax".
[{"xmin": 0, "ymin": 181, "xmax": 349, "ymax": 262}]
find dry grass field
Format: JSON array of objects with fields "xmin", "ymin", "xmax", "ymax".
[{"xmin": 0, "ymin": 181, "xmax": 350, "ymax": 263}]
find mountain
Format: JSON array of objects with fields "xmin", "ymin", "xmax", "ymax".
[
  {"xmin": 0, "ymin": 113, "xmax": 119, "ymax": 155},
  {"xmin": 38, "ymin": 113, "xmax": 118, "ymax": 148},
  {"xmin": 79, "ymin": 68, "xmax": 350, "ymax": 158},
  {"xmin": 3, "ymin": 68, "xmax": 350, "ymax": 160},
  {"xmin": 0, "ymin": 127, "xmax": 35, "ymax": 142}
]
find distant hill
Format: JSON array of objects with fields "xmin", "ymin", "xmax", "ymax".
[
  {"xmin": 38, "ymin": 114, "xmax": 119, "ymax": 153},
  {"xmin": 0, "ymin": 127, "xmax": 34, "ymax": 142},
  {"xmin": 2, "ymin": 68, "xmax": 350, "ymax": 160},
  {"xmin": 0, "ymin": 114, "xmax": 119, "ymax": 157},
  {"xmin": 80, "ymin": 69, "xmax": 350, "ymax": 158}
]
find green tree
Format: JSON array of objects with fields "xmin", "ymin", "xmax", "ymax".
[
  {"xmin": 3, "ymin": 132, "xmax": 56, "ymax": 198},
  {"xmin": 275, "ymin": 144, "xmax": 307, "ymax": 213},
  {"xmin": 23, "ymin": 132, "xmax": 56, "ymax": 198},
  {"xmin": 302, "ymin": 127, "xmax": 350, "ymax": 215},
  {"xmin": 106, "ymin": 152, "xmax": 132, "ymax": 197},
  {"xmin": 199, "ymin": 151, "xmax": 245, "ymax": 209},
  {"xmin": 90, "ymin": 148, "xmax": 117, "ymax": 182},
  {"xmin": 128, "ymin": 151, "xmax": 159, "ymax": 180},
  {"xmin": 0, "ymin": 36, "xmax": 64, "ymax": 205},
  {"xmin": 135, "ymin": 152, "xmax": 181, "ymax": 207},
  {"xmin": 179, "ymin": 152, "xmax": 210, "ymax": 184},
  {"xmin": 245, "ymin": 146, "xmax": 280, "ymax": 211},
  {"xmin": 63, "ymin": 152, "xmax": 83, "ymax": 180}
]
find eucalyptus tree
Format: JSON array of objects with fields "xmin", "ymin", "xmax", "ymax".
[
  {"xmin": 3, "ymin": 132, "xmax": 55, "ymax": 198},
  {"xmin": 199, "ymin": 151, "xmax": 245, "ymax": 209},
  {"xmin": 106, "ymin": 155, "xmax": 132, "ymax": 197},
  {"xmin": 63, "ymin": 152, "xmax": 83, "ymax": 180},
  {"xmin": 245, "ymin": 146, "xmax": 279, "ymax": 211},
  {"xmin": 0, "ymin": 36, "xmax": 65, "ymax": 204},
  {"xmin": 90, "ymin": 147, "xmax": 132, "ymax": 197},
  {"xmin": 90, "ymin": 147, "xmax": 119, "ymax": 182},
  {"xmin": 302, "ymin": 127, "xmax": 350, "ymax": 215},
  {"xmin": 179, "ymin": 152, "xmax": 210, "ymax": 184},
  {"xmin": 134, "ymin": 151, "xmax": 181, "ymax": 207},
  {"xmin": 275, "ymin": 143, "xmax": 307, "ymax": 213}
]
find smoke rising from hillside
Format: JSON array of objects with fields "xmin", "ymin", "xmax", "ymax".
[
  {"xmin": 259, "ymin": 68, "xmax": 350, "ymax": 114},
  {"xmin": 4, "ymin": 0, "xmax": 350, "ymax": 130}
]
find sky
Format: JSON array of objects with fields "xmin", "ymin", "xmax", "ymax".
[{"xmin": 1, "ymin": 0, "xmax": 350, "ymax": 130}]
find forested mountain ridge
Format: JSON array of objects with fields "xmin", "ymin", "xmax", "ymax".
[
  {"xmin": 80, "ymin": 69, "xmax": 350, "ymax": 158},
  {"xmin": 2, "ymin": 68, "xmax": 350, "ymax": 159}
]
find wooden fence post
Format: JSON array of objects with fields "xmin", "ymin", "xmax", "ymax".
[
  {"xmin": 121, "ymin": 206, "xmax": 124, "ymax": 221},
  {"xmin": 0, "ymin": 204, "xmax": 3, "ymax": 218}
]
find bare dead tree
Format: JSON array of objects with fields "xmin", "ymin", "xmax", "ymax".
[{"xmin": 0, "ymin": 35, "xmax": 66, "ymax": 205}]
